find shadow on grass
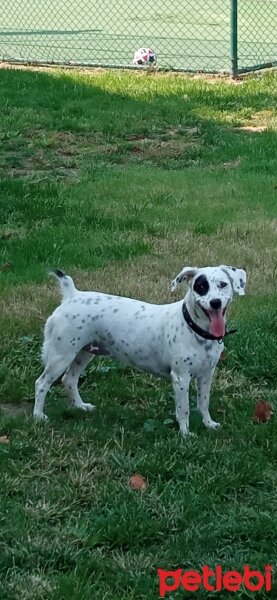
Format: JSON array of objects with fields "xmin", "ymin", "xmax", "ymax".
[{"xmin": 0, "ymin": 67, "xmax": 276, "ymax": 177}]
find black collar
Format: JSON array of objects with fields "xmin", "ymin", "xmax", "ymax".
[{"xmin": 182, "ymin": 303, "xmax": 237, "ymax": 343}]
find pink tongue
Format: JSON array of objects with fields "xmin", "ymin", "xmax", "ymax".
[{"xmin": 209, "ymin": 311, "xmax": 225, "ymax": 337}]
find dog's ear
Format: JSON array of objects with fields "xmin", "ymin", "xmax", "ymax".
[
  {"xmin": 220, "ymin": 266, "xmax": 247, "ymax": 295},
  {"xmin": 171, "ymin": 267, "xmax": 198, "ymax": 292}
]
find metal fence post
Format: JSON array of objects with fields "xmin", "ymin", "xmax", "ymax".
[{"xmin": 230, "ymin": 0, "xmax": 238, "ymax": 78}]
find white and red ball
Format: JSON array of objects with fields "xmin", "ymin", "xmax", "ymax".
[{"xmin": 133, "ymin": 48, "xmax": 157, "ymax": 66}]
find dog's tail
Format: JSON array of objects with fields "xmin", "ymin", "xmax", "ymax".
[{"xmin": 50, "ymin": 269, "xmax": 77, "ymax": 301}]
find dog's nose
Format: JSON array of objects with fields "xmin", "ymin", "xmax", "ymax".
[{"xmin": 210, "ymin": 298, "xmax": 222, "ymax": 310}]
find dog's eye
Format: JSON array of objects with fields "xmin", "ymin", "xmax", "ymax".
[
  {"xmin": 219, "ymin": 282, "xmax": 228, "ymax": 288},
  {"xmin": 193, "ymin": 275, "xmax": 209, "ymax": 296}
]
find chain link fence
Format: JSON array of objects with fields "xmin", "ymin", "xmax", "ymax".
[
  {"xmin": 238, "ymin": 0, "xmax": 277, "ymax": 73},
  {"xmin": 0, "ymin": 0, "xmax": 276, "ymax": 75}
]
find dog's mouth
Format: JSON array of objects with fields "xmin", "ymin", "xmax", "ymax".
[{"xmin": 200, "ymin": 306, "xmax": 227, "ymax": 338}]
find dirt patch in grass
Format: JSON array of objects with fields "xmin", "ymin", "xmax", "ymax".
[
  {"xmin": 0, "ymin": 128, "xmax": 118, "ymax": 180},
  {"xmin": 0, "ymin": 401, "xmax": 32, "ymax": 416},
  {"xmin": 233, "ymin": 109, "xmax": 276, "ymax": 133},
  {"xmin": 0, "ymin": 124, "xmax": 204, "ymax": 179},
  {"xmin": 234, "ymin": 125, "xmax": 268, "ymax": 133},
  {"xmin": 124, "ymin": 125, "xmax": 204, "ymax": 169},
  {"xmin": 127, "ymin": 125, "xmax": 202, "ymax": 162}
]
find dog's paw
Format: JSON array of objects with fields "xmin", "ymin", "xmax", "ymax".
[
  {"xmin": 79, "ymin": 403, "xmax": 96, "ymax": 412},
  {"xmin": 180, "ymin": 428, "xmax": 196, "ymax": 438},
  {"xmin": 33, "ymin": 412, "xmax": 49, "ymax": 422},
  {"xmin": 204, "ymin": 419, "xmax": 221, "ymax": 430}
]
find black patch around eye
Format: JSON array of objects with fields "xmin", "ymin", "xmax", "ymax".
[{"xmin": 193, "ymin": 275, "xmax": 209, "ymax": 296}]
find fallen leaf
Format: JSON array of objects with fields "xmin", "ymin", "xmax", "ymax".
[
  {"xmin": 129, "ymin": 473, "xmax": 147, "ymax": 492},
  {"xmin": 0, "ymin": 435, "xmax": 10, "ymax": 444},
  {"xmin": 253, "ymin": 400, "xmax": 274, "ymax": 423},
  {"xmin": 220, "ymin": 351, "xmax": 227, "ymax": 361},
  {"xmin": 130, "ymin": 146, "xmax": 141, "ymax": 154}
]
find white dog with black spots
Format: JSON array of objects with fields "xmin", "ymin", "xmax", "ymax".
[{"xmin": 34, "ymin": 265, "xmax": 246, "ymax": 436}]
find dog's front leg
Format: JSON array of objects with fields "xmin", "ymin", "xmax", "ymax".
[
  {"xmin": 171, "ymin": 370, "xmax": 192, "ymax": 437},
  {"xmin": 197, "ymin": 369, "xmax": 220, "ymax": 430}
]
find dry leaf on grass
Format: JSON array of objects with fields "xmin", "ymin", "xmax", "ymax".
[
  {"xmin": 129, "ymin": 473, "xmax": 147, "ymax": 492},
  {"xmin": 0, "ymin": 435, "xmax": 10, "ymax": 444},
  {"xmin": 220, "ymin": 351, "xmax": 227, "ymax": 361},
  {"xmin": 130, "ymin": 146, "xmax": 142, "ymax": 154},
  {"xmin": 253, "ymin": 400, "xmax": 274, "ymax": 423}
]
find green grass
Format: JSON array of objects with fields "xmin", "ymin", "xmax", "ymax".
[
  {"xmin": 0, "ymin": 0, "xmax": 277, "ymax": 71},
  {"xmin": 0, "ymin": 67, "xmax": 277, "ymax": 599}
]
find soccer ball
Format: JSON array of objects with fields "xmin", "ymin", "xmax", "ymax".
[{"xmin": 133, "ymin": 48, "xmax": 157, "ymax": 66}]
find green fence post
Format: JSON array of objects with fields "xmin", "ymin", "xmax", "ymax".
[{"xmin": 230, "ymin": 0, "xmax": 238, "ymax": 78}]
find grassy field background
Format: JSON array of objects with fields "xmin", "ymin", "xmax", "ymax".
[
  {"xmin": 0, "ymin": 0, "xmax": 277, "ymax": 71},
  {"xmin": 0, "ymin": 66, "xmax": 277, "ymax": 599}
]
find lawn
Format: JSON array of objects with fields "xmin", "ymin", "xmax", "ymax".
[{"xmin": 0, "ymin": 66, "xmax": 277, "ymax": 599}]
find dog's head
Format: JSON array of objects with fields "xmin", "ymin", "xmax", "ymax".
[{"xmin": 171, "ymin": 265, "xmax": 247, "ymax": 337}]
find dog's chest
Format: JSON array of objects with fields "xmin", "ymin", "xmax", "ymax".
[
  {"xmin": 197, "ymin": 342, "xmax": 221, "ymax": 370},
  {"xmin": 180, "ymin": 327, "xmax": 223, "ymax": 374}
]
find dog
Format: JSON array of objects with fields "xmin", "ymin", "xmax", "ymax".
[{"xmin": 33, "ymin": 265, "xmax": 246, "ymax": 435}]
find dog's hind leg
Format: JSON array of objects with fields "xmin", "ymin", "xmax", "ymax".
[
  {"xmin": 34, "ymin": 352, "xmax": 76, "ymax": 421},
  {"xmin": 62, "ymin": 349, "xmax": 96, "ymax": 412}
]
